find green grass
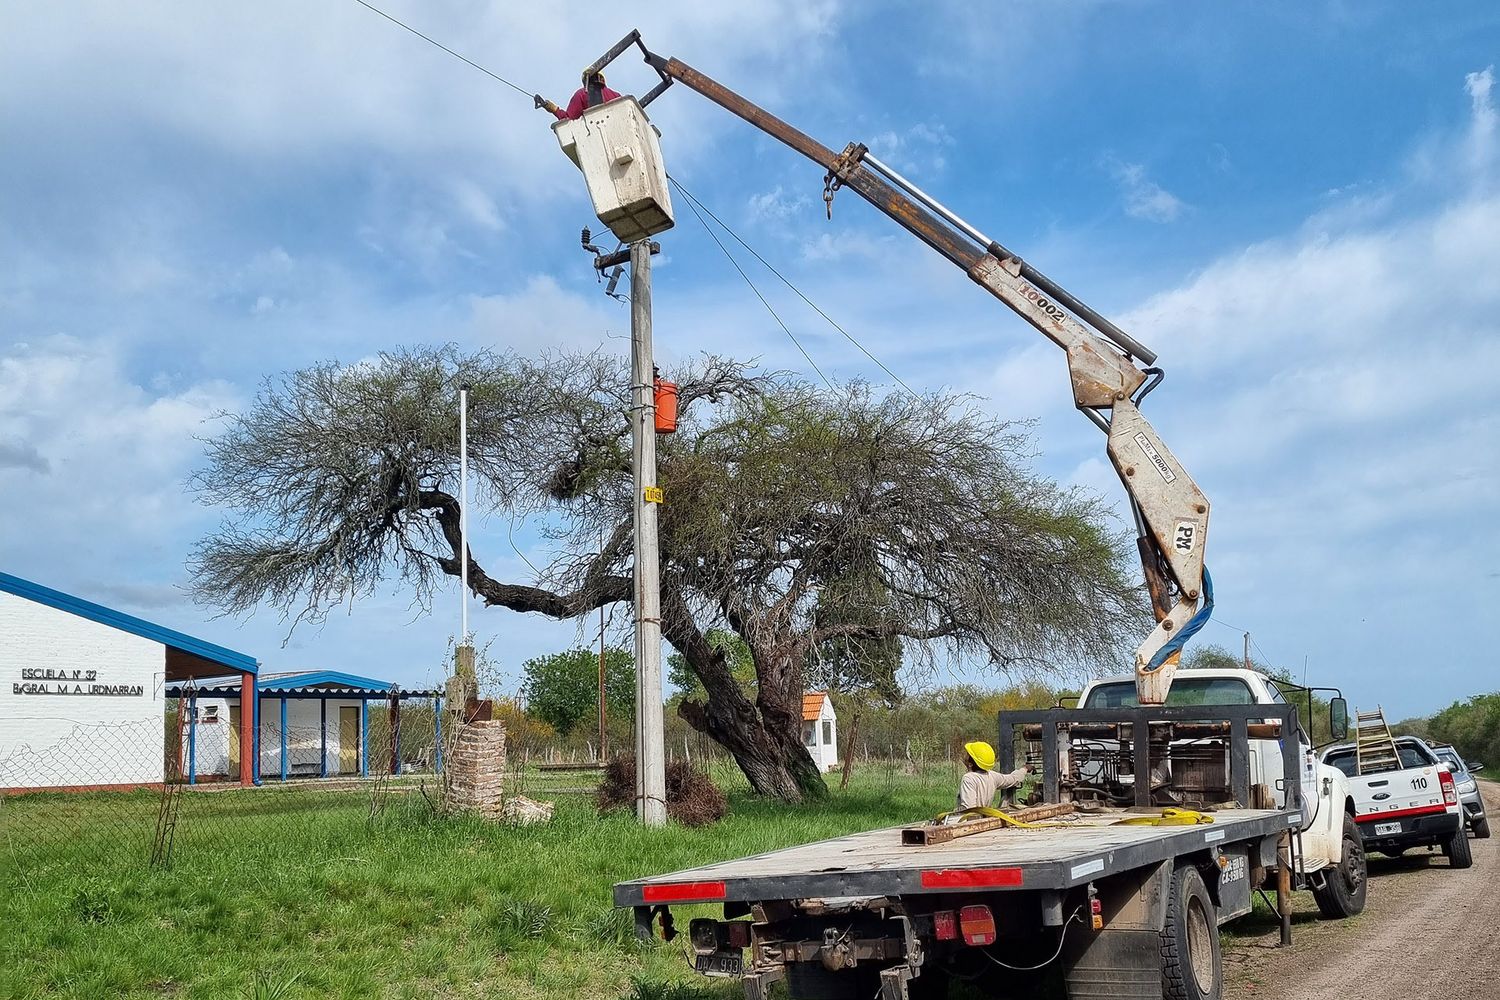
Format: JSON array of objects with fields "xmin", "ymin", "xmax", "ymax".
[{"xmin": 0, "ymin": 764, "xmax": 956, "ymax": 1000}]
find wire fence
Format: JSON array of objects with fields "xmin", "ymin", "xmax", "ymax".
[{"xmin": 1, "ymin": 698, "xmax": 985, "ymax": 882}]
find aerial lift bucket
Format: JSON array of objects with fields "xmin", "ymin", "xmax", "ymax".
[{"xmin": 553, "ymin": 96, "xmax": 674, "ymax": 244}]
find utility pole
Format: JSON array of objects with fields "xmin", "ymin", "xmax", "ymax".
[
  {"xmin": 630, "ymin": 239, "xmax": 667, "ymax": 827},
  {"xmin": 449, "ymin": 386, "xmax": 476, "ymax": 720},
  {"xmin": 1243, "ymin": 632, "xmax": 1251, "ymax": 671},
  {"xmin": 598, "ymin": 603, "xmax": 607, "ymax": 761}
]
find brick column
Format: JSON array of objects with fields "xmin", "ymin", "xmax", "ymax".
[{"xmin": 239, "ymin": 672, "xmax": 255, "ymax": 786}]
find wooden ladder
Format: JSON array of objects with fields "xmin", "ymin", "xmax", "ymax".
[{"xmin": 1354, "ymin": 707, "xmax": 1400, "ymax": 775}]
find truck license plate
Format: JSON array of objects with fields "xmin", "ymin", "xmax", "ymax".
[
  {"xmin": 694, "ymin": 950, "xmax": 744, "ymax": 978},
  {"xmin": 1374, "ymin": 821, "xmax": 1402, "ymax": 836}
]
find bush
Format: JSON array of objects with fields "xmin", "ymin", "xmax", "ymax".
[{"xmin": 596, "ymin": 757, "xmax": 727, "ymax": 827}]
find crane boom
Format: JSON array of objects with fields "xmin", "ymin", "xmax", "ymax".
[{"xmin": 583, "ymin": 31, "xmax": 1214, "ymax": 704}]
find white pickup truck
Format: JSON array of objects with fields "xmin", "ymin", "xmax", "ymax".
[
  {"xmin": 1075, "ymin": 667, "xmax": 1366, "ymax": 916},
  {"xmin": 1321, "ymin": 735, "xmax": 1470, "ymax": 868}
]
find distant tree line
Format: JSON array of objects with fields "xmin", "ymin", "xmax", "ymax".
[{"xmin": 1395, "ymin": 694, "xmax": 1500, "ymax": 771}]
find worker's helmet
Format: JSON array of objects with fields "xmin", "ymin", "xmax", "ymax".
[
  {"xmin": 583, "ymin": 68, "xmax": 606, "ymax": 86},
  {"xmin": 964, "ymin": 740, "xmax": 996, "ymax": 772}
]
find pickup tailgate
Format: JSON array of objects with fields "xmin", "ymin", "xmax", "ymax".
[{"xmin": 1348, "ymin": 763, "xmax": 1458, "ymax": 834}]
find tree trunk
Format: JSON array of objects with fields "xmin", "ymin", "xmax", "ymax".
[{"xmin": 662, "ymin": 579, "xmax": 827, "ymax": 802}]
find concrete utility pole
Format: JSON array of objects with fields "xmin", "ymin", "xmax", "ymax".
[
  {"xmin": 630, "ymin": 239, "xmax": 667, "ymax": 827},
  {"xmin": 1243, "ymin": 632, "xmax": 1252, "ymax": 671}
]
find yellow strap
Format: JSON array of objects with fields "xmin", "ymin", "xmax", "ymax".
[
  {"xmin": 1112, "ymin": 808, "xmax": 1215, "ymax": 827},
  {"xmin": 932, "ymin": 807, "xmax": 1070, "ymax": 830}
]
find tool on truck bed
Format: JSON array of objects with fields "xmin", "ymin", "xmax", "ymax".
[{"xmin": 555, "ymin": 29, "xmax": 1215, "ymax": 705}]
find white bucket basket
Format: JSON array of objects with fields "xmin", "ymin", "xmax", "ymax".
[{"xmin": 553, "ymin": 96, "xmax": 674, "ymax": 244}]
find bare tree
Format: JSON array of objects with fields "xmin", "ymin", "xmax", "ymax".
[{"xmin": 191, "ymin": 346, "xmax": 1145, "ymax": 801}]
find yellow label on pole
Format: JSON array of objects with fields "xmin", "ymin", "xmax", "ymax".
[{"xmin": 644, "ymin": 486, "xmax": 664, "ymax": 504}]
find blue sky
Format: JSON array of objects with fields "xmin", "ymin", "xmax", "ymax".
[{"xmin": 2, "ymin": 2, "xmax": 1497, "ymax": 718}]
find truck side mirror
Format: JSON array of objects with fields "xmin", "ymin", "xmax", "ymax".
[
  {"xmin": 1472, "ymin": 762, "xmax": 1485, "ymax": 773},
  {"xmin": 1329, "ymin": 697, "xmax": 1349, "ymax": 741}
]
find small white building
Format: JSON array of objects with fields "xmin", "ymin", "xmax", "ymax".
[
  {"xmin": 801, "ymin": 692, "xmax": 839, "ymax": 773},
  {"xmin": 0, "ymin": 570, "xmax": 259, "ymax": 792}
]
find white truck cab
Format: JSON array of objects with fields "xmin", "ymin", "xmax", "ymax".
[{"xmin": 1077, "ymin": 667, "xmax": 1360, "ymax": 896}]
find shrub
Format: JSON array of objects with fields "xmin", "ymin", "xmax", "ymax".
[{"xmin": 596, "ymin": 757, "xmax": 727, "ymax": 827}]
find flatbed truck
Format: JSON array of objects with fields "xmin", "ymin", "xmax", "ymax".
[{"xmin": 617, "ymin": 701, "xmax": 1363, "ymax": 1000}]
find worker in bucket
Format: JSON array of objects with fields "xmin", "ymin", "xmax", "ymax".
[
  {"xmin": 535, "ymin": 69, "xmax": 621, "ymax": 121},
  {"xmin": 956, "ymin": 740, "xmax": 1032, "ymax": 812}
]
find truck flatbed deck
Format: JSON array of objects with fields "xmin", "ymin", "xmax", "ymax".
[{"xmin": 615, "ymin": 807, "xmax": 1296, "ymax": 906}]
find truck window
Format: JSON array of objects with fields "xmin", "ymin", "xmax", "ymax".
[
  {"xmin": 1082, "ymin": 677, "xmax": 1255, "ymax": 709},
  {"xmin": 1324, "ymin": 751, "xmax": 1357, "ymax": 777},
  {"xmin": 1396, "ymin": 742, "xmax": 1433, "ymax": 769}
]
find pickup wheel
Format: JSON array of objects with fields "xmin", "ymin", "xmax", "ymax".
[
  {"xmin": 1445, "ymin": 826, "xmax": 1474, "ymax": 869},
  {"xmin": 1162, "ymin": 864, "xmax": 1221, "ymax": 1000},
  {"xmin": 1472, "ymin": 816, "xmax": 1491, "ymax": 840},
  {"xmin": 1312, "ymin": 812, "xmax": 1367, "ymax": 918}
]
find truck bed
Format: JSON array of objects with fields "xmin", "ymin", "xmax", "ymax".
[{"xmin": 615, "ymin": 808, "xmax": 1296, "ymax": 907}]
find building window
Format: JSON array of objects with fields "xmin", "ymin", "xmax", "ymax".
[
  {"xmin": 202, "ymin": 705, "xmax": 219, "ymax": 723},
  {"xmin": 804, "ymin": 725, "xmax": 816, "ymax": 747},
  {"xmin": 822, "ymin": 720, "xmax": 832, "ymax": 745}
]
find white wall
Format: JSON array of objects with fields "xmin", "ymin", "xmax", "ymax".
[
  {"xmin": 0, "ymin": 591, "xmax": 165, "ymax": 789},
  {"xmin": 255, "ymin": 696, "xmax": 365, "ymax": 777}
]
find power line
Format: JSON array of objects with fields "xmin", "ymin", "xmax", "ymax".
[
  {"xmin": 350, "ymin": 0, "xmax": 535, "ymax": 100},
  {"xmin": 673, "ymin": 179, "xmax": 835, "ymax": 392},
  {"xmin": 669, "ymin": 176, "xmax": 921, "ymax": 401}
]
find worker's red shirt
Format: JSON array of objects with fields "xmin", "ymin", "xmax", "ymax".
[{"xmin": 555, "ymin": 85, "xmax": 622, "ymax": 121}]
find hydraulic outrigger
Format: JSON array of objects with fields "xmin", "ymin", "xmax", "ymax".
[{"xmin": 572, "ymin": 30, "xmax": 1213, "ymax": 704}]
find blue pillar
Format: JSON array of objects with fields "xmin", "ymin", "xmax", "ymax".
[
  {"xmin": 359, "ymin": 698, "xmax": 368, "ymax": 777},
  {"xmin": 279, "ymin": 696, "xmax": 288, "ymax": 782},
  {"xmin": 187, "ymin": 694, "xmax": 198, "ymax": 785},
  {"xmin": 319, "ymin": 696, "xmax": 328, "ymax": 778},
  {"xmin": 433, "ymin": 696, "xmax": 442, "ymax": 773}
]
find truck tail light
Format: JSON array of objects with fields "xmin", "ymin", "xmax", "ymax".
[
  {"xmin": 688, "ymin": 918, "xmax": 718, "ymax": 953},
  {"xmin": 1440, "ymin": 768, "xmax": 1459, "ymax": 806},
  {"xmin": 933, "ymin": 910, "xmax": 957, "ymax": 941},
  {"xmin": 1090, "ymin": 897, "xmax": 1104, "ymax": 930},
  {"xmin": 958, "ymin": 905, "xmax": 996, "ymax": 947}
]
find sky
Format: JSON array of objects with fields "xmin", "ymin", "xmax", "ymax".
[{"xmin": 2, "ymin": 1, "xmax": 1497, "ymax": 719}]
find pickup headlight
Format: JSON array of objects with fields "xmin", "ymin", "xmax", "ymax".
[{"xmin": 1458, "ymin": 779, "xmax": 1477, "ymax": 794}]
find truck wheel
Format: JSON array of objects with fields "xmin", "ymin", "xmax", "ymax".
[
  {"xmin": 1446, "ymin": 826, "xmax": 1474, "ymax": 869},
  {"xmin": 1473, "ymin": 816, "xmax": 1491, "ymax": 840},
  {"xmin": 1162, "ymin": 865, "xmax": 1221, "ymax": 1000},
  {"xmin": 1312, "ymin": 812, "xmax": 1367, "ymax": 918}
]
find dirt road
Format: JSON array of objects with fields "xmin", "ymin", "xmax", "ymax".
[{"xmin": 1225, "ymin": 783, "xmax": 1499, "ymax": 999}]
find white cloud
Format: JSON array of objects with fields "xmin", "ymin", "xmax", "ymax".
[
  {"xmin": 0, "ymin": 335, "xmax": 237, "ymax": 572},
  {"xmin": 1106, "ymin": 159, "xmax": 1186, "ymax": 223}
]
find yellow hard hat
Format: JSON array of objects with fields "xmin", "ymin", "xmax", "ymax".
[
  {"xmin": 964, "ymin": 741, "xmax": 996, "ymax": 771},
  {"xmin": 583, "ymin": 68, "xmax": 606, "ymax": 85}
]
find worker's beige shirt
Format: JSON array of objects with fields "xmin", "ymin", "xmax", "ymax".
[{"xmin": 955, "ymin": 766, "xmax": 1029, "ymax": 811}]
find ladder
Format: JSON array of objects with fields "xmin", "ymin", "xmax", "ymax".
[{"xmin": 1354, "ymin": 707, "xmax": 1401, "ymax": 775}]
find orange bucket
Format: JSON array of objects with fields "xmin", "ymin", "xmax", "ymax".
[{"xmin": 654, "ymin": 377, "xmax": 679, "ymax": 434}]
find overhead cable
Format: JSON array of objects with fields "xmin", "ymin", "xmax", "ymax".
[
  {"xmin": 669, "ymin": 176, "xmax": 921, "ymax": 401},
  {"xmin": 350, "ymin": 0, "xmax": 535, "ymax": 99}
]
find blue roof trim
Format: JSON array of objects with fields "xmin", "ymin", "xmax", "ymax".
[
  {"xmin": 0, "ymin": 571, "xmax": 258, "ymax": 674},
  {"xmin": 257, "ymin": 670, "xmax": 398, "ymax": 693}
]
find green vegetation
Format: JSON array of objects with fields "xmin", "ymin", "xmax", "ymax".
[
  {"xmin": 1395, "ymin": 692, "xmax": 1500, "ymax": 768},
  {"xmin": 0, "ymin": 766, "xmax": 956, "ymax": 1000},
  {"xmin": 521, "ymin": 648, "xmax": 635, "ymax": 738}
]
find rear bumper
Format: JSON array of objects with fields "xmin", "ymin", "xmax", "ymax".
[{"xmin": 1356, "ymin": 809, "xmax": 1461, "ymax": 848}]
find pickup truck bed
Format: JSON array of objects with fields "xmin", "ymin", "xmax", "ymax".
[{"xmin": 615, "ymin": 807, "xmax": 1296, "ymax": 907}]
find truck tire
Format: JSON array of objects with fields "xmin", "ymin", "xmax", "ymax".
[
  {"xmin": 1473, "ymin": 816, "xmax": 1491, "ymax": 840},
  {"xmin": 1312, "ymin": 812, "xmax": 1368, "ymax": 918},
  {"xmin": 1446, "ymin": 826, "xmax": 1474, "ymax": 869},
  {"xmin": 1162, "ymin": 865, "xmax": 1221, "ymax": 1000}
]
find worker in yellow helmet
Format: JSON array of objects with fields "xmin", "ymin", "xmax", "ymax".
[{"xmin": 956, "ymin": 740, "xmax": 1032, "ymax": 811}]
